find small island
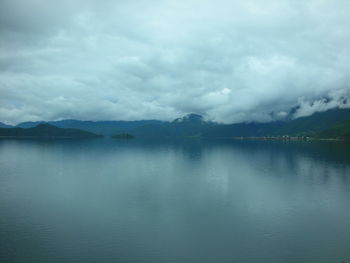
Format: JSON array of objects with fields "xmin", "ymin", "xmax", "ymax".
[{"xmin": 111, "ymin": 133, "xmax": 134, "ymax": 139}]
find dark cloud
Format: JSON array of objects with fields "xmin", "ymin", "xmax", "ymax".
[{"xmin": 1, "ymin": 0, "xmax": 350, "ymax": 124}]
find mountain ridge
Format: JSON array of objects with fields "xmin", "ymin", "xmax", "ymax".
[
  {"xmin": 0, "ymin": 124, "xmax": 103, "ymax": 138},
  {"xmin": 3, "ymin": 107, "xmax": 350, "ymax": 139},
  {"xmin": 128, "ymin": 108, "xmax": 350, "ymax": 138},
  {"xmin": 15, "ymin": 119, "xmax": 165, "ymax": 135}
]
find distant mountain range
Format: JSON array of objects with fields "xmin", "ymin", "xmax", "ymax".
[
  {"xmin": 1, "ymin": 108, "xmax": 350, "ymax": 139},
  {"xmin": 0, "ymin": 122, "xmax": 12, "ymax": 128},
  {"xmin": 0, "ymin": 124, "xmax": 102, "ymax": 138},
  {"xmin": 126, "ymin": 109, "xmax": 350, "ymax": 138},
  {"xmin": 15, "ymin": 119, "xmax": 164, "ymax": 135}
]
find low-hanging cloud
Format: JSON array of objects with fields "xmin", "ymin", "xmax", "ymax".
[{"xmin": 1, "ymin": 0, "xmax": 350, "ymax": 124}]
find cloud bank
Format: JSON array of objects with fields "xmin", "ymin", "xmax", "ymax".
[{"xmin": 1, "ymin": 0, "xmax": 350, "ymax": 124}]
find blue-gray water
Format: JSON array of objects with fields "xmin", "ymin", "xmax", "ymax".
[{"xmin": 1, "ymin": 138, "xmax": 350, "ymax": 263}]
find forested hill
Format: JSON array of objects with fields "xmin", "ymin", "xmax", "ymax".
[
  {"xmin": 315, "ymin": 119, "xmax": 350, "ymax": 138},
  {"xmin": 0, "ymin": 124, "xmax": 103, "ymax": 138},
  {"xmin": 3, "ymin": 108, "xmax": 350, "ymax": 139},
  {"xmin": 0, "ymin": 122, "xmax": 12, "ymax": 128},
  {"xmin": 15, "ymin": 119, "xmax": 164, "ymax": 135},
  {"xmin": 129, "ymin": 109, "xmax": 350, "ymax": 138}
]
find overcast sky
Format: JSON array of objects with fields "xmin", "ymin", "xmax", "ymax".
[{"xmin": 1, "ymin": 0, "xmax": 350, "ymax": 124}]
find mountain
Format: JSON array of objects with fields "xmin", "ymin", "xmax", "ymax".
[
  {"xmin": 129, "ymin": 113, "xmax": 215, "ymax": 138},
  {"xmin": 0, "ymin": 122, "xmax": 12, "ymax": 128},
  {"xmin": 315, "ymin": 119, "xmax": 350, "ymax": 139},
  {"xmin": 206, "ymin": 108, "xmax": 350, "ymax": 138},
  {"xmin": 173, "ymin": 113, "xmax": 205, "ymax": 123},
  {"xmin": 202, "ymin": 121, "xmax": 286, "ymax": 138},
  {"xmin": 8, "ymin": 108, "xmax": 350, "ymax": 139},
  {"xmin": 128, "ymin": 108, "xmax": 350, "ymax": 138},
  {"xmin": 0, "ymin": 124, "xmax": 103, "ymax": 138},
  {"xmin": 16, "ymin": 119, "xmax": 165, "ymax": 135},
  {"xmin": 276, "ymin": 108, "xmax": 350, "ymax": 136}
]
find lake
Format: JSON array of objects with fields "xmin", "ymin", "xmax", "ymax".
[{"xmin": 1, "ymin": 138, "xmax": 350, "ymax": 263}]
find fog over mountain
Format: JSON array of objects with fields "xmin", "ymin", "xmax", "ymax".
[{"xmin": 1, "ymin": 0, "xmax": 350, "ymax": 125}]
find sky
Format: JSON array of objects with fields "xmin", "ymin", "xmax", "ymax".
[{"xmin": 0, "ymin": 0, "xmax": 350, "ymax": 125}]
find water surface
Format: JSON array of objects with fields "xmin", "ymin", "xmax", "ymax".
[{"xmin": 1, "ymin": 139, "xmax": 350, "ymax": 263}]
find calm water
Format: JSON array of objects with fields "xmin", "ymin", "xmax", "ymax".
[{"xmin": 0, "ymin": 138, "xmax": 350, "ymax": 263}]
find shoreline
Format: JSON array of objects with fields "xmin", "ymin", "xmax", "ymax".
[{"xmin": 232, "ymin": 136, "xmax": 350, "ymax": 142}]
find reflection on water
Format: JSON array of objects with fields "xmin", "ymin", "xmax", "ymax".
[{"xmin": 0, "ymin": 138, "xmax": 350, "ymax": 263}]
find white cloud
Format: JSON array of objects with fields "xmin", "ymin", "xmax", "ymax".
[
  {"xmin": 294, "ymin": 88, "xmax": 350, "ymax": 118},
  {"xmin": 0, "ymin": 0, "xmax": 350, "ymax": 124}
]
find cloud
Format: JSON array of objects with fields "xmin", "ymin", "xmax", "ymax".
[
  {"xmin": 293, "ymin": 88, "xmax": 350, "ymax": 118},
  {"xmin": 0, "ymin": 0, "xmax": 350, "ymax": 124}
]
